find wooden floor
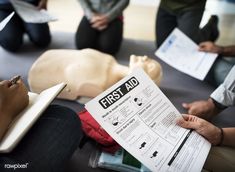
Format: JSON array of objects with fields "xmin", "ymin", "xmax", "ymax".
[{"xmin": 48, "ymin": 0, "xmax": 235, "ymax": 44}]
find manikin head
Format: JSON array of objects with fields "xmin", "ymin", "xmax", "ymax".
[{"xmin": 128, "ymin": 55, "xmax": 163, "ymax": 85}]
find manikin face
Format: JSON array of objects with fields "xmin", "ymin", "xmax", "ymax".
[{"xmin": 129, "ymin": 55, "xmax": 162, "ymax": 85}]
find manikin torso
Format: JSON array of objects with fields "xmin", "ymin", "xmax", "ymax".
[{"xmin": 28, "ymin": 49, "xmax": 162, "ymax": 100}]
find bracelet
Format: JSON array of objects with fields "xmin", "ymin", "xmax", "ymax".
[{"xmin": 217, "ymin": 128, "xmax": 224, "ymax": 146}]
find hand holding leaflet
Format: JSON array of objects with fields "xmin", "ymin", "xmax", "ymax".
[
  {"xmin": 0, "ymin": 12, "xmax": 14, "ymax": 31},
  {"xmin": 10, "ymin": 0, "xmax": 57, "ymax": 23},
  {"xmin": 155, "ymin": 28, "xmax": 218, "ymax": 80},
  {"xmin": 86, "ymin": 68, "xmax": 211, "ymax": 172}
]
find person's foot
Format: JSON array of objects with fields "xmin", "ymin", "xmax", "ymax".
[{"xmin": 202, "ymin": 15, "xmax": 220, "ymax": 42}]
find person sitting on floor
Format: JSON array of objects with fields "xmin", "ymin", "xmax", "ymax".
[
  {"xmin": 178, "ymin": 65, "xmax": 235, "ymax": 172},
  {"xmin": 0, "ymin": 77, "xmax": 82, "ymax": 172},
  {"xmin": 75, "ymin": 0, "xmax": 129, "ymax": 55},
  {"xmin": 155, "ymin": 0, "xmax": 219, "ymax": 48},
  {"xmin": 0, "ymin": 0, "xmax": 51, "ymax": 52}
]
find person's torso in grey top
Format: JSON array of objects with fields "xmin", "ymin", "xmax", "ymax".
[
  {"xmin": 78, "ymin": 0, "xmax": 129, "ymax": 21},
  {"xmin": 210, "ymin": 65, "xmax": 235, "ymax": 107}
]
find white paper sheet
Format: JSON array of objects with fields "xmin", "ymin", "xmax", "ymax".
[
  {"xmin": 10, "ymin": 0, "xmax": 57, "ymax": 23},
  {"xmin": 0, "ymin": 12, "xmax": 14, "ymax": 31},
  {"xmin": 86, "ymin": 68, "xmax": 211, "ymax": 172},
  {"xmin": 155, "ymin": 28, "xmax": 218, "ymax": 80}
]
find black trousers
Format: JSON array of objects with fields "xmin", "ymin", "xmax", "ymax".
[
  {"xmin": 0, "ymin": 105, "xmax": 82, "ymax": 172},
  {"xmin": 156, "ymin": 7, "xmax": 210, "ymax": 48},
  {"xmin": 75, "ymin": 16, "xmax": 123, "ymax": 55},
  {"xmin": 0, "ymin": 3, "xmax": 51, "ymax": 52}
]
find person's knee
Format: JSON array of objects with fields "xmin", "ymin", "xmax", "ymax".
[
  {"xmin": 0, "ymin": 35, "xmax": 23, "ymax": 52},
  {"xmin": 75, "ymin": 38, "xmax": 91, "ymax": 50},
  {"xmin": 98, "ymin": 40, "xmax": 121, "ymax": 55},
  {"xmin": 45, "ymin": 105, "xmax": 81, "ymax": 130},
  {"xmin": 30, "ymin": 33, "xmax": 51, "ymax": 48},
  {"xmin": 75, "ymin": 32, "xmax": 95, "ymax": 50}
]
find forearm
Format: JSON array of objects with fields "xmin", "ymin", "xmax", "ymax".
[
  {"xmin": 38, "ymin": 0, "xmax": 48, "ymax": 9},
  {"xmin": 105, "ymin": 0, "xmax": 129, "ymax": 22},
  {"xmin": 78, "ymin": 0, "xmax": 93, "ymax": 20},
  {"xmin": 221, "ymin": 128, "xmax": 235, "ymax": 147},
  {"xmin": 219, "ymin": 45, "xmax": 235, "ymax": 57},
  {"xmin": 0, "ymin": 115, "xmax": 12, "ymax": 140}
]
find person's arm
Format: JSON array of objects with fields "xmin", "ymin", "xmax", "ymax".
[
  {"xmin": 219, "ymin": 46, "xmax": 235, "ymax": 57},
  {"xmin": 182, "ymin": 98, "xmax": 220, "ymax": 120},
  {"xmin": 210, "ymin": 65, "xmax": 235, "ymax": 107},
  {"xmin": 0, "ymin": 79, "xmax": 29, "ymax": 140},
  {"xmin": 37, "ymin": 0, "xmax": 48, "ymax": 10},
  {"xmin": 199, "ymin": 41, "xmax": 235, "ymax": 57},
  {"xmin": 90, "ymin": 0, "xmax": 129, "ymax": 30},
  {"xmin": 78, "ymin": 0, "xmax": 94, "ymax": 21},
  {"xmin": 177, "ymin": 114, "xmax": 235, "ymax": 147},
  {"xmin": 182, "ymin": 66, "xmax": 235, "ymax": 119},
  {"xmin": 105, "ymin": 0, "xmax": 129, "ymax": 22},
  {"xmin": 0, "ymin": 112, "xmax": 13, "ymax": 141},
  {"xmin": 222, "ymin": 128, "xmax": 235, "ymax": 146}
]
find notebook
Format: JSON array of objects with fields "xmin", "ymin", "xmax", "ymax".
[{"xmin": 0, "ymin": 83, "xmax": 66, "ymax": 153}]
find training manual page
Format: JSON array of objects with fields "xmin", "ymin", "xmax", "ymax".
[
  {"xmin": 155, "ymin": 28, "xmax": 217, "ymax": 80},
  {"xmin": 85, "ymin": 68, "xmax": 211, "ymax": 172},
  {"xmin": 10, "ymin": 0, "xmax": 57, "ymax": 23}
]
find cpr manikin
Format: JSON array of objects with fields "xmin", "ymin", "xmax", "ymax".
[{"xmin": 28, "ymin": 49, "xmax": 162, "ymax": 100}]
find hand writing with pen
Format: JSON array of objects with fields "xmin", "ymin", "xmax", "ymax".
[{"xmin": 0, "ymin": 76, "xmax": 29, "ymax": 140}]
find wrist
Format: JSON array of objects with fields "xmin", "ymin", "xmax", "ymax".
[
  {"xmin": 218, "ymin": 46, "xmax": 224, "ymax": 54},
  {"xmin": 216, "ymin": 127, "xmax": 224, "ymax": 146},
  {"xmin": 207, "ymin": 98, "xmax": 221, "ymax": 117},
  {"xmin": 0, "ymin": 113, "xmax": 13, "ymax": 140},
  {"xmin": 0, "ymin": 112, "xmax": 13, "ymax": 125},
  {"xmin": 210, "ymin": 98, "xmax": 227, "ymax": 110}
]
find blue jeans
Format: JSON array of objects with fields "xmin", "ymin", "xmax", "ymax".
[
  {"xmin": 0, "ymin": 2, "xmax": 51, "ymax": 52},
  {"xmin": 0, "ymin": 105, "xmax": 82, "ymax": 172}
]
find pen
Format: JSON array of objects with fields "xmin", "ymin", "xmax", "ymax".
[{"xmin": 9, "ymin": 75, "xmax": 21, "ymax": 85}]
